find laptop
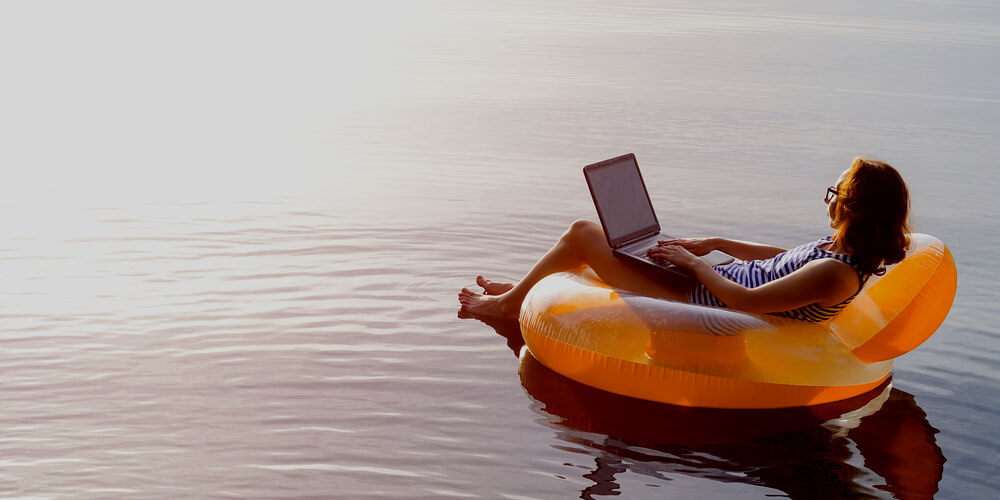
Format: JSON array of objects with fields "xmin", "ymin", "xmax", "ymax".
[{"xmin": 584, "ymin": 153, "xmax": 734, "ymax": 278}]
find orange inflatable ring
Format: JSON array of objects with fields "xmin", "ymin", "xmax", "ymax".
[{"xmin": 518, "ymin": 233, "xmax": 957, "ymax": 409}]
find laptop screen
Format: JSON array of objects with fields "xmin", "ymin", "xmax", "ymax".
[{"xmin": 585, "ymin": 154, "xmax": 658, "ymax": 245}]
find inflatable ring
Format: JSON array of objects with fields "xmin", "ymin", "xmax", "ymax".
[{"xmin": 518, "ymin": 233, "xmax": 957, "ymax": 409}]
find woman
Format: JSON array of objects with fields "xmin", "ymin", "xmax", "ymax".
[{"xmin": 459, "ymin": 157, "xmax": 911, "ymax": 321}]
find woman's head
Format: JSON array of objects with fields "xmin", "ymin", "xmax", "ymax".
[{"xmin": 827, "ymin": 157, "xmax": 911, "ymax": 275}]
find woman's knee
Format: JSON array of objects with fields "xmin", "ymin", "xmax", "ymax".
[
  {"xmin": 564, "ymin": 219, "xmax": 602, "ymax": 241},
  {"xmin": 562, "ymin": 219, "xmax": 608, "ymax": 251}
]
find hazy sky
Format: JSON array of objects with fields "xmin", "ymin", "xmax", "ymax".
[{"xmin": 0, "ymin": 2, "xmax": 430, "ymax": 202}]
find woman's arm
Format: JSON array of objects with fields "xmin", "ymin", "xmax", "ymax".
[
  {"xmin": 648, "ymin": 245, "xmax": 860, "ymax": 314},
  {"xmin": 659, "ymin": 237, "xmax": 787, "ymax": 261}
]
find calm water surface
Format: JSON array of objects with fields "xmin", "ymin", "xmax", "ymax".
[{"xmin": 0, "ymin": 1, "xmax": 998, "ymax": 498}]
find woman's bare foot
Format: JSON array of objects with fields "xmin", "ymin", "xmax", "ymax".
[
  {"xmin": 476, "ymin": 275, "xmax": 515, "ymax": 295},
  {"xmin": 459, "ymin": 288, "xmax": 519, "ymax": 318}
]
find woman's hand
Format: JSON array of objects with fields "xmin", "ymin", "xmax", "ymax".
[
  {"xmin": 647, "ymin": 242, "xmax": 706, "ymax": 272},
  {"xmin": 656, "ymin": 237, "xmax": 717, "ymax": 256}
]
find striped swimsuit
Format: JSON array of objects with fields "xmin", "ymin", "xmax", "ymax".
[{"xmin": 688, "ymin": 236, "xmax": 865, "ymax": 323}]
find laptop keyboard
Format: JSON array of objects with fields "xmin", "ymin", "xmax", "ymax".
[
  {"xmin": 630, "ymin": 247, "xmax": 651, "ymax": 259},
  {"xmin": 630, "ymin": 245, "xmax": 659, "ymax": 262},
  {"xmin": 627, "ymin": 243, "xmax": 675, "ymax": 266}
]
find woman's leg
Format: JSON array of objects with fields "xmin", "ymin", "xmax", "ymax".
[{"xmin": 459, "ymin": 220, "xmax": 691, "ymax": 317}]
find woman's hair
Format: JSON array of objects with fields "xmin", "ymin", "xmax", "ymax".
[{"xmin": 830, "ymin": 157, "xmax": 911, "ymax": 276}]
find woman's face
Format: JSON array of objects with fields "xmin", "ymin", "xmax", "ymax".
[{"xmin": 828, "ymin": 168, "xmax": 850, "ymax": 227}]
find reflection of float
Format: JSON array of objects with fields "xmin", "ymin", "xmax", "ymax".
[
  {"xmin": 519, "ymin": 234, "xmax": 957, "ymax": 408},
  {"xmin": 518, "ymin": 353, "xmax": 945, "ymax": 499}
]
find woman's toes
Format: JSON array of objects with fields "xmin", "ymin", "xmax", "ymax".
[{"xmin": 476, "ymin": 276, "xmax": 515, "ymax": 295}]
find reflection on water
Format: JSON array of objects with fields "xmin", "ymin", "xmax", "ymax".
[{"xmin": 475, "ymin": 314, "xmax": 945, "ymax": 499}]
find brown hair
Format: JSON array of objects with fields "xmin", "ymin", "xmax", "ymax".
[{"xmin": 830, "ymin": 157, "xmax": 911, "ymax": 276}]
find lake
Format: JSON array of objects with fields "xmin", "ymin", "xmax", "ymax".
[{"xmin": 0, "ymin": 1, "xmax": 997, "ymax": 498}]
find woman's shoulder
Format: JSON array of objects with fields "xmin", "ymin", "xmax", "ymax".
[
  {"xmin": 799, "ymin": 257, "xmax": 864, "ymax": 302},
  {"xmin": 803, "ymin": 256, "xmax": 856, "ymax": 273}
]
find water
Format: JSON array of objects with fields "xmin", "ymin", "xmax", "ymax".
[{"xmin": 0, "ymin": 1, "xmax": 997, "ymax": 498}]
